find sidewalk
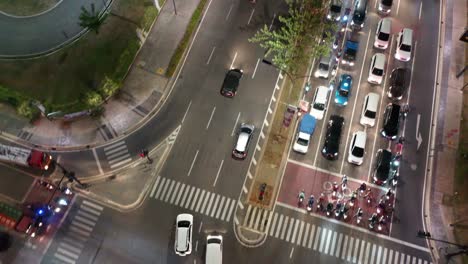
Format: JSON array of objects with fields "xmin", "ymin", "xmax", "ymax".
[
  {"xmin": 427, "ymin": 0, "xmax": 467, "ymax": 263},
  {"xmin": 0, "ymin": 0, "xmax": 201, "ymax": 150}
]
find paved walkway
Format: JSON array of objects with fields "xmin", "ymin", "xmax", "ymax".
[
  {"xmin": 0, "ymin": 0, "xmax": 200, "ymax": 149},
  {"xmin": 426, "ymin": 0, "xmax": 467, "ymax": 263}
]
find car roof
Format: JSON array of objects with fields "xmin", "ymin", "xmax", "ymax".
[
  {"xmin": 325, "ymin": 115, "xmax": 344, "ymax": 151},
  {"xmin": 385, "ymin": 103, "xmax": 401, "ymax": 129},
  {"xmin": 315, "ymin": 86, "xmax": 329, "ymax": 102},
  {"xmin": 236, "ymin": 132, "xmax": 250, "ymax": 152},
  {"xmin": 391, "ymin": 68, "xmax": 407, "ymax": 86},
  {"xmin": 339, "ymin": 74, "xmax": 352, "ymax": 90},
  {"xmin": 376, "ymin": 149, "xmax": 392, "ymax": 180},
  {"xmin": 353, "ymin": 131, "xmax": 366, "ymax": 147},
  {"xmin": 365, "ymin": 93, "xmax": 380, "ymax": 111},
  {"xmin": 373, "ymin": 53, "xmax": 386, "ymax": 68},
  {"xmin": 223, "ymin": 69, "xmax": 242, "ymax": 91},
  {"xmin": 379, "ymin": 18, "xmax": 391, "ymax": 33}
]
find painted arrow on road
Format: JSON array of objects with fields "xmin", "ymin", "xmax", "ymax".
[{"xmin": 416, "ymin": 114, "xmax": 423, "ymax": 150}]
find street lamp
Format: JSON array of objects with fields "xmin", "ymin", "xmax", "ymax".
[{"xmin": 417, "ymin": 230, "xmax": 468, "ymax": 261}]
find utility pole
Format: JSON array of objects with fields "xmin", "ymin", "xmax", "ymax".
[
  {"xmin": 417, "ymin": 230, "xmax": 468, "ymax": 262},
  {"xmin": 172, "ymin": 0, "xmax": 177, "ymax": 15}
]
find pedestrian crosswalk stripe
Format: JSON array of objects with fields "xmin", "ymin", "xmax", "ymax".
[
  {"xmin": 377, "ymin": 245, "xmax": 383, "ymax": 264},
  {"xmin": 383, "ymin": 247, "xmax": 388, "ymax": 263},
  {"xmin": 170, "ymin": 182, "xmax": 181, "ymax": 204},
  {"xmin": 346, "ymin": 236, "xmax": 353, "ymax": 262},
  {"xmin": 285, "ymin": 217, "xmax": 293, "ymax": 242},
  {"xmin": 82, "ymin": 200, "xmax": 104, "ymax": 211},
  {"xmin": 325, "ymin": 228, "xmax": 332, "ymax": 255},
  {"xmin": 62, "ymin": 237, "xmax": 83, "ymax": 249},
  {"xmin": 54, "ymin": 253, "xmax": 75, "ymax": 264},
  {"xmin": 341, "ymin": 234, "xmax": 348, "ymax": 259},
  {"xmin": 68, "ymin": 229, "xmax": 87, "ymax": 242},
  {"xmin": 103, "ymin": 140, "xmax": 125, "ymax": 151},
  {"xmin": 388, "ymin": 249, "xmax": 394, "ymax": 263},
  {"xmin": 57, "ymin": 245, "xmax": 79, "ymax": 259},
  {"xmin": 148, "ymin": 176, "xmax": 235, "ymax": 222},
  {"xmin": 335, "ymin": 233, "xmax": 343, "ymax": 258},
  {"xmin": 77, "ymin": 210, "xmax": 99, "ymax": 222},
  {"xmin": 291, "ymin": 219, "xmax": 299, "ymax": 244},
  {"xmin": 106, "ymin": 146, "xmax": 127, "ymax": 158},
  {"xmin": 281, "ymin": 216, "xmax": 289, "ymax": 240},
  {"xmin": 74, "ymin": 216, "xmax": 96, "ymax": 227},
  {"xmin": 308, "ymin": 224, "xmax": 315, "ymax": 249},
  {"xmin": 59, "ymin": 242, "xmax": 81, "ymax": 255},
  {"xmin": 275, "ymin": 214, "xmax": 283, "ymax": 238},
  {"xmin": 313, "ymin": 226, "xmax": 321, "ymax": 251},
  {"xmin": 353, "ymin": 238, "xmax": 361, "ymax": 263},
  {"xmin": 103, "ymin": 141, "xmax": 132, "ymax": 169},
  {"xmin": 302, "ymin": 222, "xmax": 309, "ymax": 248},
  {"xmin": 79, "ymin": 204, "xmax": 101, "ymax": 216},
  {"xmin": 296, "ymin": 220, "xmax": 304, "ymax": 246},
  {"xmin": 319, "ymin": 228, "xmax": 327, "ymax": 253},
  {"xmin": 108, "ymin": 153, "xmax": 129, "ymax": 163},
  {"xmin": 69, "ymin": 226, "xmax": 91, "ymax": 237}
]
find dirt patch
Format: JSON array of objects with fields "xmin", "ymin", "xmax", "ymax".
[
  {"xmin": 0, "ymin": 0, "xmax": 159, "ymax": 113},
  {"xmin": 0, "ymin": 0, "xmax": 60, "ymax": 16}
]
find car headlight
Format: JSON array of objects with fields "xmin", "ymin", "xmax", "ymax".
[
  {"xmin": 327, "ymin": 14, "xmax": 331, "ymax": 19},
  {"xmin": 349, "ymin": 62, "xmax": 354, "ymax": 66},
  {"xmin": 344, "ymin": 101, "xmax": 348, "ymax": 105},
  {"xmin": 334, "ymin": 152, "xmax": 338, "ymax": 156},
  {"xmin": 335, "ymin": 98, "xmax": 339, "ymax": 103},
  {"xmin": 336, "ymin": 17, "xmax": 340, "ymax": 21},
  {"xmin": 378, "ymin": 6, "xmax": 383, "ymax": 11},
  {"xmin": 314, "ymin": 71, "xmax": 319, "ymax": 78},
  {"xmin": 381, "ymin": 130, "xmax": 386, "ymax": 136},
  {"xmin": 351, "ymin": 20, "xmax": 354, "ymax": 25},
  {"xmin": 392, "ymin": 135, "xmax": 397, "ymax": 140}
]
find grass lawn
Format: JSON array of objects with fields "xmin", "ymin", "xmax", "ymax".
[
  {"xmin": 0, "ymin": 0, "xmax": 59, "ymax": 16},
  {"xmin": 0, "ymin": 0, "xmax": 159, "ymax": 113}
]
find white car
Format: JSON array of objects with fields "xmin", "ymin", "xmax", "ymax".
[
  {"xmin": 310, "ymin": 86, "xmax": 329, "ymax": 120},
  {"xmin": 395, "ymin": 28, "xmax": 413, "ymax": 62},
  {"xmin": 175, "ymin": 214, "xmax": 193, "ymax": 256},
  {"xmin": 367, "ymin": 53, "xmax": 386, "ymax": 84},
  {"xmin": 232, "ymin": 124, "xmax": 254, "ymax": 159},
  {"xmin": 348, "ymin": 131, "xmax": 366, "ymax": 165},
  {"xmin": 206, "ymin": 234, "xmax": 223, "ymax": 264},
  {"xmin": 374, "ymin": 18, "xmax": 391, "ymax": 49},
  {"xmin": 360, "ymin": 93, "xmax": 379, "ymax": 127}
]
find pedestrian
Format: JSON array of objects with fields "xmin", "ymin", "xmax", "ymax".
[{"xmin": 341, "ymin": 175, "xmax": 348, "ymax": 190}]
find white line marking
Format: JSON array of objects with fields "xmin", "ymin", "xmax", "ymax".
[
  {"xmin": 187, "ymin": 150, "xmax": 199, "ymax": 176},
  {"xmin": 206, "ymin": 106, "xmax": 216, "ymax": 130},
  {"xmin": 216, "ymin": 196, "xmax": 226, "ymax": 218},
  {"xmin": 154, "ymin": 177, "xmax": 167, "ymax": 200},
  {"xmin": 74, "ymin": 216, "xmax": 96, "ymax": 227},
  {"xmin": 59, "ymin": 242, "xmax": 81, "ymax": 255},
  {"xmin": 54, "ymin": 253, "xmax": 76, "ymax": 264},
  {"xmin": 103, "ymin": 140, "xmax": 125, "ymax": 151},
  {"xmin": 269, "ymin": 13, "xmax": 276, "ymax": 31},
  {"xmin": 181, "ymin": 100, "xmax": 192, "ymax": 123},
  {"xmin": 79, "ymin": 205, "xmax": 101, "ymax": 217},
  {"xmin": 82, "ymin": 200, "xmax": 103, "ymax": 211},
  {"xmin": 221, "ymin": 199, "xmax": 231, "ymax": 221},
  {"xmin": 210, "ymin": 194, "xmax": 220, "ymax": 217},
  {"xmin": 335, "ymin": 233, "xmax": 343, "ymax": 257},
  {"xmin": 199, "ymin": 221, "xmax": 203, "ymax": 233},
  {"xmin": 195, "ymin": 190, "xmax": 206, "ymax": 212},
  {"xmin": 396, "ymin": 0, "xmax": 401, "ymax": 15},
  {"xmin": 418, "ymin": 2, "xmax": 423, "ymax": 20},
  {"xmin": 231, "ymin": 112, "xmax": 241, "ymax": 136},
  {"xmin": 195, "ymin": 240, "xmax": 198, "ymax": 252},
  {"xmin": 230, "ymin": 52, "xmax": 238, "ymax": 69},
  {"xmin": 296, "ymin": 220, "xmax": 304, "ymax": 245},
  {"xmin": 277, "ymin": 202, "xmax": 431, "ymax": 252},
  {"xmin": 92, "ymin": 149, "xmax": 103, "ymax": 175},
  {"xmin": 247, "ymin": 8, "xmax": 255, "ymax": 25},
  {"xmin": 289, "ymin": 247, "xmax": 294, "ymax": 258},
  {"xmin": 237, "ymin": 200, "xmax": 244, "ymax": 210},
  {"xmin": 204, "ymin": 192, "xmax": 215, "ymax": 215},
  {"xmin": 184, "ymin": 186, "xmax": 196, "ymax": 208},
  {"xmin": 340, "ymin": 31, "xmax": 372, "ymax": 175},
  {"xmin": 313, "ymin": 226, "xmax": 321, "ymax": 251},
  {"xmin": 225, "ymin": 4, "xmax": 233, "ymax": 21},
  {"xmin": 109, "ymin": 158, "xmax": 132, "ymax": 169},
  {"xmin": 226, "ymin": 198, "xmax": 235, "ymax": 221},
  {"xmin": 170, "ymin": 182, "xmax": 180, "ymax": 204},
  {"xmin": 252, "ymin": 58, "xmax": 260, "ymax": 79},
  {"xmin": 213, "ymin": 159, "xmax": 224, "ymax": 186},
  {"xmin": 105, "ymin": 144, "xmax": 126, "ymax": 155},
  {"xmin": 341, "ymin": 235, "xmax": 348, "ymax": 259},
  {"xmin": 307, "ymin": 224, "xmax": 315, "ymax": 248},
  {"xmin": 346, "ymin": 237, "xmax": 354, "ymax": 261}
]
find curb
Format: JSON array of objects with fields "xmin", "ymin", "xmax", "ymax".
[{"xmin": 0, "ymin": 0, "xmax": 64, "ymax": 18}]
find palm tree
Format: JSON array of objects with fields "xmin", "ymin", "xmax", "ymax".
[{"xmin": 79, "ymin": 4, "xmax": 106, "ymax": 34}]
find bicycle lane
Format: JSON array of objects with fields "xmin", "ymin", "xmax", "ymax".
[{"xmin": 277, "ymin": 160, "xmax": 394, "ymax": 236}]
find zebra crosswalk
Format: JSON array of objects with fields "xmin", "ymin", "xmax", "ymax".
[
  {"xmin": 103, "ymin": 141, "xmax": 132, "ymax": 169},
  {"xmin": 242, "ymin": 205, "xmax": 431, "ymax": 264},
  {"xmin": 49, "ymin": 200, "xmax": 104, "ymax": 264},
  {"xmin": 149, "ymin": 176, "xmax": 236, "ymax": 222}
]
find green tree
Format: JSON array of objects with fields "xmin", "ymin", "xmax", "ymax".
[
  {"xmin": 249, "ymin": 0, "xmax": 336, "ymax": 77},
  {"xmin": 79, "ymin": 4, "xmax": 106, "ymax": 34}
]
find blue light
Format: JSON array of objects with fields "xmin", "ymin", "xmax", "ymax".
[
  {"xmin": 344, "ymin": 82, "xmax": 348, "ymax": 87},
  {"xmin": 37, "ymin": 209, "xmax": 44, "ymax": 216}
]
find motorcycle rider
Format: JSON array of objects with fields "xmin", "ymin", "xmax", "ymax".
[
  {"xmin": 326, "ymin": 202, "xmax": 334, "ymax": 216},
  {"xmin": 332, "ymin": 182, "xmax": 339, "ymax": 198},
  {"xmin": 307, "ymin": 195, "xmax": 315, "ymax": 211},
  {"xmin": 359, "ymin": 182, "xmax": 367, "ymax": 195},
  {"xmin": 298, "ymin": 190, "xmax": 305, "ymax": 206},
  {"xmin": 369, "ymin": 213, "xmax": 378, "ymax": 229},
  {"xmin": 349, "ymin": 190, "xmax": 357, "ymax": 207}
]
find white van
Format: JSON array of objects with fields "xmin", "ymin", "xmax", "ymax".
[
  {"xmin": 360, "ymin": 92, "xmax": 379, "ymax": 127},
  {"xmin": 310, "ymin": 86, "xmax": 329, "ymax": 120},
  {"xmin": 206, "ymin": 235, "xmax": 222, "ymax": 264},
  {"xmin": 395, "ymin": 28, "xmax": 413, "ymax": 61},
  {"xmin": 368, "ymin": 53, "xmax": 386, "ymax": 84}
]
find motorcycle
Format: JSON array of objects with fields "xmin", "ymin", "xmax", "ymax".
[
  {"xmin": 332, "ymin": 182, "xmax": 339, "ymax": 199},
  {"xmin": 298, "ymin": 190, "xmax": 305, "ymax": 206},
  {"xmin": 349, "ymin": 191, "xmax": 357, "ymax": 207},
  {"xmin": 335, "ymin": 201, "xmax": 343, "ymax": 218},
  {"xmin": 326, "ymin": 203, "xmax": 334, "ymax": 216},
  {"xmin": 377, "ymin": 215, "xmax": 386, "ymax": 231},
  {"xmin": 356, "ymin": 208, "xmax": 363, "ymax": 224},
  {"xmin": 368, "ymin": 213, "xmax": 378, "ymax": 230},
  {"xmin": 359, "ymin": 182, "xmax": 367, "ymax": 195},
  {"xmin": 307, "ymin": 196, "xmax": 315, "ymax": 212},
  {"xmin": 376, "ymin": 200, "xmax": 386, "ymax": 215},
  {"xmin": 342, "ymin": 205, "xmax": 349, "ymax": 220}
]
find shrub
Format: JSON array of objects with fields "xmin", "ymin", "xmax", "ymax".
[
  {"xmin": 84, "ymin": 91, "xmax": 103, "ymax": 108},
  {"xmin": 17, "ymin": 100, "xmax": 39, "ymax": 120},
  {"xmin": 99, "ymin": 76, "xmax": 120, "ymax": 98}
]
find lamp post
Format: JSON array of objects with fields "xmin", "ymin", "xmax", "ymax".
[{"xmin": 417, "ymin": 231, "xmax": 468, "ymax": 261}]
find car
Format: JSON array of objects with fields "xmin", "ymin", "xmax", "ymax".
[
  {"xmin": 388, "ymin": 68, "xmax": 409, "ymax": 100},
  {"xmin": 367, "ymin": 53, "xmax": 386, "ymax": 84},
  {"xmin": 378, "ymin": 0, "xmax": 393, "ymax": 14},
  {"xmin": 206, "ymin": 234, "xmax": 223, "ymax": 264},
  {"xmin": 348, "ymin": 131, "xmax": 366, "ymax": 165},
  {"xmin": 374, "ymin": 18, "xmax": 391, "ymax": 49},
  {"xmin": 335, "ymin": 74, "xmax": 352, "ymax": 106},
  {"xmin": 310, "ymin": 86, "xmax": 330, "ymax": 120},
  {"xmin": 395, "ymin": 28, "xmax": 413, "ymax": 62},
  {"xmin": 380, "ymin": 103, "xmax": 401, "ymax": 140},
  {"xmin": 175, "ymin": 214, "xmax": 193, "ymax": 256},
  {"xmin": 360, "ymin": 93, "xmax": 380, "ymax": 127},
  {"xmin": 327, "ymin": 0, "xmax": 342, "ymax": 21},
  {"xmin": 220, "ymin": 69, "xmax": 243, "ymax": 97},
  {"xmin": 351, "ymin": 0, "xmax": 368, "ymax": 29},
  {"xmin": 315, "ymin": 56, "xmax": 332, "ymax": 79},
  {"xmin": 293, "ymin": 114, "xmax": 316, "ymax": 154},
  {"xmin": 232, "ymin": 123, "xmax": 254, "ymax": 159},
  {"xmin": 372, "ymin": 149, "xmax": 393, "ymax": 185},
  {"xmin": 321, "ymin": 115, "xmax": 344, "ymax": 160}
]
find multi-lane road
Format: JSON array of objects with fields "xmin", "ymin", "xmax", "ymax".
[{"xmin": 0, "ymin": 0, "xmax": 442, "ymax": 263}]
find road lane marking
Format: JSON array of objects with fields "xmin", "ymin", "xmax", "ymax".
[
  {"xmin": 307, "ymin": 224, "xmax": 315, "ymax": 249},
  {"xmin": 170, "ymin": 182, "xmax": 181, "ymax": 204},
  {"xmin": 269, "ymin": 13, "xmax": 276, "ymax": 31},
  {"xmin": 280, "ymin": 216, "xmax": 289, "ymax": 240},
  {"xmin": 181, "ymin": 100, "xmax": 192, "ymax": 123},
  {"xmin": 200, "ymin": 191, "xmax": 211, "ymax": 213},
  {"xmin": 285, "ymin": 217, "xmax": 294, "ymax": 242},
  {"xmin": 296, "ymin": 220, "xmax": 304, "ymax": 245},
  {"xmin": 270, "ymin": 212, "xmax": 279, "ymax": 236},
  {"xmin": 252, "ymin": 58, "xmax": 260, "ymax": 79},
  {"xmin": 247, "ymin": 8, "xmax": 255, "ymax": 25},
  {"xmin": 396, "ymin": 0, "xmax": 401, "ymax": 15},
  {"xmin": 313, "ymin": 226, "xmax": 321, "ymax": 251},
  {"xmin": 210, "ymin": 194, "xmax": 220, "ymax": 217},
  {"xmin": 206, "ymin": 106, "xmax": 216, "ymax": 130},
  {"xmin": 204, "ymin": 192, "xmax": 215, "ymax": 215},
  {"xmin": 195, "ymin": 190, "xmax": 206, "ymax": 212},
  {"xmin": 325, "ymin": 228, "xmax": 332, "ymax": 254},
  {"xmin": 174, "ymin": 183, "xmax": 186, "ymax": 205},
  {"xmin": 164, "ymin": 180, "xmax": 175, "ymax": 202},
  {"xmin": 92, "ymin": 148, "xmax": 104, "ymax": 175},
  {"xmin": 82, "ymin": 200, "xmax": 103, "ymax": 211},
  {"xmin": 230, "ymin": 52, "xmax": 238, "ymax": 69},
  {"xmin": 191, "ymin": 188, "xmax": 201, "ymax": 210},
  {"xmin": 199, "ymin": 221, "xmax": 203, "ymax": 233},
  {"xmin": 368, "ymin": 35, "xmax": 395, "ymax": 182},
  {"xmin": 330, "ymin": 231, "xmax": 337, "ymax": 256},
  {"xmin": 346, "ymin": 236, "xmax": 354, "ymax": 261},
  {"xmin": 418, "ymin": 2, "xmax": 423, "ymax": 20},
  {"xmin": 225, "ymin": 4, "xmax": 233, "ymax": 21},
  {"xmin": 335, "ymin": 233, "xmax": 343, "ymax": 258},
  {"xmin": 231, "ymin": 112, "xmax": 241, "ymax": 136},
  {"xmin": 212, "ymin": 159, "xmax": 224, "ymax": 186},
  {"xmin": 178, "ymin": 185, "xmax": 191, "ymax": 207},
  {"xmin": 184, "ymin": 186, "xmax": 196, "ymax": 208},
  {"xmin": 340, "ymin": 31, "xmax": 372, "ymax": 175},
  {"xmin": 187, "ymin": 150, "xmax": 199, "ymax": 176},
  {"xmin": 289, "ymin": 247, "xmax": 294, "ymax": 258},
  {"xmin": 341, "ymin": 235, "xmax": 349, "ymax": 259},
  {"xmin": 353, "ymin": 238, "xmax": 360, "ymax": 262},
  {"xmin": 216, "ymin": 196, "xmax": 226, "ymax": 218}
]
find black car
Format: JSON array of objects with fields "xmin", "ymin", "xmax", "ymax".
[
  {"xmin": 380, "ymin": 103, "xmax": 400, "ymax": 140},
  {"xmin": 388, "ymin": 68, "xmax": 409, "ymax": 100},
  {"xmin": 321, "ymin": 115, "xmax": 344, "ymax": 160},
  {"xmin": 220, "ymin": 69, "xmax": 243, "ymax": 97},
  {"xmin": 372, "ymin": 149, "xmax": 392, "ymax": 185}
]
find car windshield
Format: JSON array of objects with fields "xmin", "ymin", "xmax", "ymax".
[
  {"xmin": 365, "ymin": 110, "xmax": 376, "ymax": 119},
  {"xmin": 352, "ymin": 146, "xmax": 364, "ymax": 157},
  {"xmin": 400, "ymin": 44, "xmax": 411, "ymax": 52},
  {"xmin": 372, "ymin": 68, "xmax": 384, "ymax": 76},
  {"xmin": 240, "ymin": 127, "xmax": 252, "ymax": 134},
  {"xmin": 331, "ymin": 5, "xmax": 341, "ymax": 13},
  {"xmin": 207, "ymin": 238, "xmax": 221, "ymax": 244},
  {"xmin": 178, "ymin": 220, "xmax": 191, "ymax": 228},
  {"xmin": 378, "ymin": 32, "xmax": 390, "ymax": 41},
  {"xmin": 382, "ymin": 0, "xmax": 393, "ymax": 5},
  {"xmin": 314, "ymin": 103, "xmax": 325, "ymax": 111},
  {"xmin": 339, "ymin": 89, "xmax": 349, "ymax": 97},
  {"xmin": 297, "ymin": 138, "xmax": 309, "ymax": 146},
  {"xmin": 319, "ymin": 63, "xmax": 329, "ymax": 71}
]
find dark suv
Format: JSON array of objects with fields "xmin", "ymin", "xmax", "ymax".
[
  {"xmin": 388, "ymin": 68, "xmax": 409, "ymax": 100},
  {"xmin": 372, "ymin": 149, "xmax": 393, "ymax": 185},
  {"xmin": 380, "ymin": 103, "xmax": 400, "ymax": 140},
  {"xmin": 321, "ymin": 115, "xmax": 345, "ymax": 160},
  {"xmin": 220, "ymin": 69, "xmax": 243, "ymax": 97}
]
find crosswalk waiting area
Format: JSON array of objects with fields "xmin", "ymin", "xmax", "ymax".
[
  {"xmin": 242, "ymin": 205, "xmax": 432, "ymax": 264},
  {"xmin": 149, "ymin": 176, "xmax": 236, "ymax": 222},
  {"xmin": 49, "ymin": 200, "xmax": 104, "ymax": 264}
]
